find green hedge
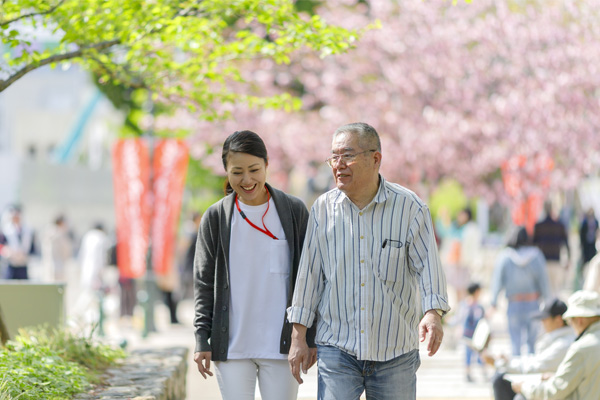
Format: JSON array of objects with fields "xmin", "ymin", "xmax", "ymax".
[{"xmin": 0, "ymin": 326, "xmax": 125, "ymax": 400}]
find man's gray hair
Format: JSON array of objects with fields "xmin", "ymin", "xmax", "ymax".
[{"xmin": 333, "ymin": 122, "xmax": 381, "ymax": 152}]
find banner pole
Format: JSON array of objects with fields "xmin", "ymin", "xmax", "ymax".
[{"xmin": 141, "ymin": 95, "xmax": 157, "ymax": 338}]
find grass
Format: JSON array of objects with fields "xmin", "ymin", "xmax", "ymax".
[{"xmin": 0, "ymin": 325, "xmax": 126, "ymax": 400}]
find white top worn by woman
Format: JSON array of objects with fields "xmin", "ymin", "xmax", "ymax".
[{"xmin": 228, "ymin": 198, "xmax": 290, "ymax": 359}]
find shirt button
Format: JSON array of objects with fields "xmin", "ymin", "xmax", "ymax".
[
  {"xmin": 361, "ymin": 283, "xmax": 365, "ymax": 287},
  {"xmin": 360, "ymin": 236, "xmax": 364, "ymax": 239},
  {"xmin": 359, "ymin": 212, "xmax": 363, "ymax": 216},
  {"xmin": 360, "ymin": 260, "xmax": 364, "ymax": 263},
  {"xmin": 222, "ymin": 326, "xmax": 227, "ymax": 332},
  {"xmin": 361, "ymin": 307, "xmax": 365, "ymax": 310},
  {"xmin": 222, "ymin": 306, "xmax": 228, "ymax": 311},
  {"xmin": 361, "ymin": 330, "xmax": 364, "ymax": 333}
]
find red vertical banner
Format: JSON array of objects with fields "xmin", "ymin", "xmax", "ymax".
[
  {"xmin": 112, "ymin": 139, "xmax": 152, "ymax": 279},
  {"xmin": 501, "ymin": 154, "xmax": 554, "ymax": 235},
  {"xmin": 151, "ymin": 139, "xmax": 189, "ymax": 276}
]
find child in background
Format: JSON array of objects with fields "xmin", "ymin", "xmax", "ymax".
[{"xmin": 463, "ymin": 282, "xmax": 486, "ymax": 382}]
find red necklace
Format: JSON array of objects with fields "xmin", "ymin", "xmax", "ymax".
[{"xmin": 235, "ymin": 188, "xmax": 278, "ymax": 240}]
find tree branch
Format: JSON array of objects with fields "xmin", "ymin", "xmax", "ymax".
[
  {"xmin": 0, "ymin": 303, "xmax": 10, "ymax": 345},
  {"xmin": 0, "ymin": 0, "xmax": 66, "ymax": 27},
  {"xmin": 0, "ymin": 39, "xmax": 119, "ymax": 92},
  {"xmin": 91, "ymin": 55, "xmax": 146, "ymax": 89}
]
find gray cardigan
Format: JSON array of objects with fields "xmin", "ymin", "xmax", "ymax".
[{"xmin": 193, "ymin": 183, "xmax": 316, "ymax": 360}]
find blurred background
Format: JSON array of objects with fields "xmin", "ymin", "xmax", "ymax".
[{"xmin": 1, "ymin": 0, "xmax": 599, "ymax": 398}]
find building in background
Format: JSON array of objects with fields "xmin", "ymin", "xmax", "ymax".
[{"xmin": 1, "ymin": 30, "xmax": 123, "ymax": 237}]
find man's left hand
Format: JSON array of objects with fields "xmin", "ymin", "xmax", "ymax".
[{"xmin": 419, "ymin": 310, "xmax": 444, "ymax": 356}]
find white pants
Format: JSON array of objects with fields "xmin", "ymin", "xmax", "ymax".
[
  {"xmin": 546, "ymin": 261, "xmax": 565, "ymax": 295},
  {"xmin": 214, "ymin": 358, "xmax": 298, "ymax": 400}
]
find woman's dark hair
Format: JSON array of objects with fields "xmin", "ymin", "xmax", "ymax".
[
  {"xmin": 507, "ymin": 226, "xmax": 529, "ymax": 249},
  {"xmin": 221, "ymin": 130, "xmax": 268, "ymax": 195}
]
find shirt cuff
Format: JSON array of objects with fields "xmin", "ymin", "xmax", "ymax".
[
  {"xmin": 422, "ymin": 294, "xmax": 451, "ymax": 315},
  {"xmin": 520, "ymin": 381, "xmax": 539, "ymax": 399},
  {"xmin": 286, "ymin": 306, "xmax": 316, "ymax": 328}
]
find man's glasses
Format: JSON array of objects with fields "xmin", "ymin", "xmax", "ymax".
[{"xmin": 325, "ymin": 150, "xmax": 376, "ymax": 167}]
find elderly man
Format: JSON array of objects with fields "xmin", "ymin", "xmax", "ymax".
[
  {"xmin": 512, "ymin": 290, "xmax": 600, "ymax": 399},
  {"xmin": 487, "ymin": 298, "xmax": 575, "ymax": 400},
  {"xmin": 287, "ymin": 122, "xmax": 450, "ymax": 400}
]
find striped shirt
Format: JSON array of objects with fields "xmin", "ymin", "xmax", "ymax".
[{"xmin": 287, "ymin": 176, "xmax": 450, "ymax": 361}]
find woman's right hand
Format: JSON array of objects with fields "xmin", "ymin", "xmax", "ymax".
[{"xmin": 194, "ymin": 351, "xmax": 214, "ymax": 379}]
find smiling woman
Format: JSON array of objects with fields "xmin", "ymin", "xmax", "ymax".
[
  {"xmin": 225, "ymin": 152, "xmax": 268, "ymax": 206},
  {"xmin": 192, "ymin": 130, "xmax": 316, "ymax": 400}
]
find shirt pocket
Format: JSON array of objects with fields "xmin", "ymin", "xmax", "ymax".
[
  {"xmin": 376, "ymin": 241, "xmax": 406, "ymax": 282},
  {"xmin": 269, "ymin": 239, "xmax": 290, "ymax": 274}
]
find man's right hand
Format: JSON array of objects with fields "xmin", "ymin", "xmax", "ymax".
[
  {"xmin": 288, "ymin": 324, "xmax": 313, "ymax": 384},
  {"xmin": 194, "ymin": 351, "xmax": 213, "ymax": 379}
]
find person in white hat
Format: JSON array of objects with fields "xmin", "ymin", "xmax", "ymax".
[{"xmin": 512, "ymin": 290, "xmax": 600, "ymax": 399}]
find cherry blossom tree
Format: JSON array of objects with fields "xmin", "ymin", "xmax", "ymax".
[{"xmin": 158, "ymin": 0, "xmax": 600, "ymax": 204}]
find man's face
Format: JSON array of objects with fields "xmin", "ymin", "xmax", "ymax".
[
  {"xmin": 541, "ymin": 316, "xmax": 557, "ymax": 333},
  {"xmin": 330, "ymin": 132, "xmax": 380, "ymax": 200},
  {"xmin": 11, "ymin": 212, "xmax": 21, "ymax": 225}
]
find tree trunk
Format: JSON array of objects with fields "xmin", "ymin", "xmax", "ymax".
[{"xmin": 0, "ymin": 303, "xmax": 9, "ymax": 345}]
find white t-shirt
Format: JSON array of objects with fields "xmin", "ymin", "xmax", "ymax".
[{"xmin": 228, "ymin": 198, "xmax": 290, "ymax": 359}]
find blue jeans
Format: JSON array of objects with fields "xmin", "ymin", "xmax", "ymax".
[
  {"xmin": 465, "ymin": 345, "xmax": 483, "ymax": 367},
  {"xmin": 317, "ymin": 345, "xmax": 420, "ymax": 400},
  {"xmin": 507, "ymin": 300, "xmax": 539, "ymax": 356}
]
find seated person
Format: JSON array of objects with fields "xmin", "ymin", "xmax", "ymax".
[
  {"xmin": 483, "ymin": 298, "xmax": 574, "ymax": 400},
  {"xmin": 512, "ymin": 290, "xmax": 600, "ymax": 400}
]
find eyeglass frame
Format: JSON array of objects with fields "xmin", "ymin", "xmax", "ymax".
[{"xmin": 325, "ymin": 149, "xmax": 377, "ymax": 167}]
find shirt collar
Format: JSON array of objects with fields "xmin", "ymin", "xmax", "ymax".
[{"xmin": 331, "ymin": 175, "xmax": 388, "ymax": 206}]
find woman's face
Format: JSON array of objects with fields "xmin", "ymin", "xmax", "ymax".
[{"xmin": 226, "ymin": 151, "xmax": 268, "ymax": 206}]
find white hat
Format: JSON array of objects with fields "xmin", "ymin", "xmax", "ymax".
[{"xmin": 562, "ymin": 290, "xmax": 600, "ymax": 319}]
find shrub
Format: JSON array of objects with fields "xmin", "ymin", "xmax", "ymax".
[{"xmin": 0, "ymin": 326, "xmax": 125, "ymax": 400}]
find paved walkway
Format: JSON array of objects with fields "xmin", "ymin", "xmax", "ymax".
[
  {"xmin": 93, "ymin": 299, "xmax": 508, "ymax": 400},
  {"xmin": 51, "ymin": 260, "xmax": 524, "ymax": 400}
]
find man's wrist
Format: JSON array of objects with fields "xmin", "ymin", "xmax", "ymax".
[
  {"xmin": 427, "ymin": 309, "xmax": 445, "ymax": 318},
  {"xmin": 291, "ymin": 323, "xmax": 308, "ymax": 341}
]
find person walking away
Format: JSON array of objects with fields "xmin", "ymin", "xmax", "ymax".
[
  {"xmin": 579, "ymin": 208, "xmax": 598, "ymax": 266},
  {"xmin": 75, "ymin": 223, "xmax": 109, "ymax": 318},
  {"xmin": 533, "ymin": 202, "xmax": 570, "ymax": 296},
  {"xmin": 193, "ymin": 130, "xmax": 312, "ymax": 400},
  {"xmin": 512, "ymin": 290, "xmax": 600, "ymax": 399},
  {"xmin": 157, "ymin": 262, "xmax": 180, "ymax": 324},
  {"xmin": 287, "ymin": 122, "xmax": 450, "ymax": 400},
  {"xmin": 491, "ymin": 227, "xmax": 551, "ymax": 356},
  {"xmin": 41, "ymin": 214, "xmax": 73, "ymax": 282},
  {"xmin": 436, "ymin": 208, "xmax": 469, "ymax": 305},
  {"xmin": 577, "ymin": 208, "xmax": 598, "ymax": 289},
  {"xmin": 462, "ymin": 282, "xmax": 486, "ymax": 383},
  {"xmin": 458, "ymin": 208, "xmax": 484, "ymax": 285},
  {"xmin": 181, "ymin": 211, "xmax": 202, "ymax": 300},
  {"xmin": 0, "ymin": 205, "xmax": 36, "ymax": 280}
]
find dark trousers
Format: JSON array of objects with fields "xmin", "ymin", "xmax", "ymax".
[
  {"xmin": 119, "ymin": 278, "xmax": 136, "ymax": 317},
  {"xmin": 493, "ymin": 372, "xmax": 517, "ymax": 400},
  {"xmin": 162, "ymin": 290, "xmax": 179, "ymax": 324},
  {"xmin": 6, "ymin": 265, "xmax": 28, "ymax": 279}
]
